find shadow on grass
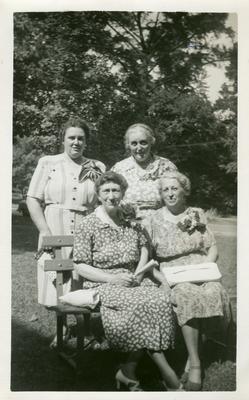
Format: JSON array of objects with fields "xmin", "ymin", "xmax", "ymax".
[
  {"xmin": 11, "ymin": 316, "xmax": 236, "ymax": 391},
  {"xmin": 12, "ymin": 214, "xmax": 38, "ymax": 254},
  {"xmin": 11, "ymin": 318, "xmax": 123, "ymax": 391}
]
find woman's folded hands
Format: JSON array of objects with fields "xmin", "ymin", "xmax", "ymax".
[
  {"xmin": 160, "ymin": 281, "xmax": 172, "ymax": 295},
  {"xmin": 109, "ymin": 272, "xmax": 139, "ymax": 287}
]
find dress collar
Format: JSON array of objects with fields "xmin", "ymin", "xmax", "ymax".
[
  {"xmin": 94, "ymin": 206, "xmax": 124, "ymax": 229},
  {"xmin": 63, "ymin": 151, "xmax": 88, "ymax": 166}
]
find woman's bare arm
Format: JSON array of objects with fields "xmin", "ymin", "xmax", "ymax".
[
  {"xmin": 26, "ymin": 196, "xmax": 51, "ymax": 236},
  {"xmin": 74, "ymin": 263, "xmax": 134, "ymax": 287},
  {"xmin": 133, "ymin": 246, "xmax": 149, "ymax": 283},
  {"xmin": 205, "ymin": 243, "xmax": 218, "ymax": 262}
]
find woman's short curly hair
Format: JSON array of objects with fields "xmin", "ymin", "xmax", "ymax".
[
  {"xmin": 60, "ymin": 116, "xmax": 90, "ymax": 143},
  {"xmin": 124, "ymin": 123, "xmax": 156, "ymax": 150},
  {"xmin": 159, "ymin": 171, "xmax": 191, "ymax": 197},
  {"xmin": 95, "ymin": 171, "xmax": 128, "ymax": 195}
]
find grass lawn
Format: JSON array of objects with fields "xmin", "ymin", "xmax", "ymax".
[{"xmin": 11, "ymin": 214, "xmax": 236, "ymax": 391}]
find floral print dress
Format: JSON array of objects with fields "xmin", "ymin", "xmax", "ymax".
[
  {"xmin": 73, "ymin": 210, "xmax": 175, "ymax": 352},
  {"xmin": 112, "ymin": 155, "xmax": 177, "ymax": 219},
  {"xmin": 145, "ymin": 207, "xmax": 231, "ymax": 327}
]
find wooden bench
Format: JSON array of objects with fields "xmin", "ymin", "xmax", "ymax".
[{"xmin": 42, "ymin": 235, "xmax": 100, "ymax": 370}]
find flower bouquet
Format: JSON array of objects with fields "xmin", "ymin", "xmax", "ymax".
[{"xmin": 177, "ymin": 209, "xmax": 206, "ymax": 234}]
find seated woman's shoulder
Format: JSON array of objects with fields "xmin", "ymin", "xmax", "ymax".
[
  {"xmin": 188, "ymin": 207, "xmax": 207, "ymax": 224},
  {"xmin": 77, "ymin": 211, "xmax": 98, "ymax": 231},
  {"xmin": 188, "ymin": 206, "xmax": 205, "ymax": 214},
  {"xmin": 143, "ymin": 208, "xmax": 163, "ymax": 226}
]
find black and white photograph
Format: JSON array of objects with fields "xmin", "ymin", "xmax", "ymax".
[{"xmin": 1, "ymin": 0, "xmax": 249, "ymax": 397}]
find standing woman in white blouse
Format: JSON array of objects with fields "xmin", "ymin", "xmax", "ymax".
[{"xmin": 26, "ymin": 117, "xmax": 106, "ymax": 313}]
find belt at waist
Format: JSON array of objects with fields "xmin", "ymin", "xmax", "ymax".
[{"xmin": 45, "ymin": 203, "xmax": 93, "ymax": 213}]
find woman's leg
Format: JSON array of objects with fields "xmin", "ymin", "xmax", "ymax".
[
  {"xmin": 148, "ymin": 350, "xmax": 180, "ymax": 389},
  {"xmin": 121, "ymin": 350, "xmax": 144, "ymax": 380},
  {"xmin": 181, "ymin": 319, "xmax": 201, "ymax": 385}
]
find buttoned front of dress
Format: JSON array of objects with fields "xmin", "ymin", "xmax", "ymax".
[{"xmin": 27, "ymin": 152, "xmax": 106, "ymax": 306}]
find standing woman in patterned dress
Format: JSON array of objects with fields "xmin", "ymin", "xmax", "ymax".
[
  {"xmin": 26, "ymin": 117, "xmax": 105, "ymax": 343},
  {"xmin": 112, "ymin": 123, "xmax": 177, "ymax": 220}
]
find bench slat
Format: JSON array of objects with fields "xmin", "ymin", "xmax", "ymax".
[
  {"xmin": 44, "ymin": 259, "xmax": 74, "ymax": 271},
  {"xmin": 42, "ymin": 235, "xmax": 74, "ymax": 247},
  {"xmin": 48, "ymin": 304, "xmax": 92, "ymax": 314}
]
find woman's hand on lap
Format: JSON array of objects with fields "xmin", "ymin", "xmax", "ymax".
[
  {"xmin": 160, "ymin": 281, "xmax": 171, "ymax": 295},
  {"xmin": 110, "ymin": 273, "xmax": 134, "ymax": 287}
]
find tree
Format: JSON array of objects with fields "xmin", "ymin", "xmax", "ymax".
[
  {"xmin": 13, "ymin": 11, "xmax": 236, "ymax": 213},
  {"xmin": 12, "ymin": 135, "xmax": 57, "ymax": 195},
  {"xmin": 212, "ymin": 42, "xmax": 237, "ymax": 213}
]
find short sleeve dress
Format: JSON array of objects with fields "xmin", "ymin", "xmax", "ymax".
[
  {"xmin": 112, "ymin": 155, "xmax": 177, "ymax": 219},
  {"xmin": 145, "ymin": 207, "xmax": 231, "ymax": 328},
  {"xmin": 73, "ymin": 209, "xmax": 176, "ymax": 352},
  {"xmin": 27, "ymin": 152, "xmax": 106, "ymax": 306}
]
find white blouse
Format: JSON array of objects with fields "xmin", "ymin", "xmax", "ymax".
[{"xmin": 27, "ymin": 152, "xmax": 106, "ymax": 211}]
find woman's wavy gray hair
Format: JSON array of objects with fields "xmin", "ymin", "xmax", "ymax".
[
  {"xmin": 95, "ymin": 171, "xmax": 128, "ymax": 195},
  {"xmin": 124, "ymin": 123, "xmax": 156, "ymax": 150},
  {"xmin": 159, "ymin": 171, "xmax": 191, "ymax": 197}
]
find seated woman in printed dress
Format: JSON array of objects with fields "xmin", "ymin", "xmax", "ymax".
[
  {"xmin": 144, "ymin": 171, "xmax": 231, "ymax": 391},
  {"xmin": 73, "ymin": 171, "xmax": 184, "ymax": 391},
  {"xmin": 112, "ymin": 123, "xmax": 177, "ymax": 220}
]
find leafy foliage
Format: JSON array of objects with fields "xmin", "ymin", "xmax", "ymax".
[
  {"xmin": 13, "ymin": 11, "xmax": 237, "ymax": 213},
  {"xmin": 213, "ymin": 42, "xmax": 237, "ymax": 213},
  {"xmin": 13, "ymin": 135, "xmax": 57, "ymax": 195}
]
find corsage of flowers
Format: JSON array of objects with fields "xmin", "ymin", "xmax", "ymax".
[
  {"xmin": 118, "ymin": 201, "xmax": 138, "ymax": 227},
  {"xmin": 177, "ymin": 209, "xmax": 206, "ymax": 234}
]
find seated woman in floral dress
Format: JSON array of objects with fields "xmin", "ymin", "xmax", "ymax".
[
  {"xmin": 73, "ymin": 171, "xmax": 184, "ymax": 391},
  {"xmin": 144, "ymin": 171, "xmax": 231, "ymax": 391}
]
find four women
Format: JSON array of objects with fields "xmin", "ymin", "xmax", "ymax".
[{"xmin": 27, "ymin": 120, "xmax": 231, "ymax": 391}]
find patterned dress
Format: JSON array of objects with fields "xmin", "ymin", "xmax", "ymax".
[
  {"xmin": 73, "ymin": 210, "xmax": 175, "ymax": 352},
  {"xmin": 144, "ymin": 207, "xmax": 231, "ymax": 327},
  {"xmin": 27, "ymin": 152, "xmax": 105, "ymax": 306},
  {"xmin": 112, "ymin": 155, "xmax": 177, "ymax": 219}
]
